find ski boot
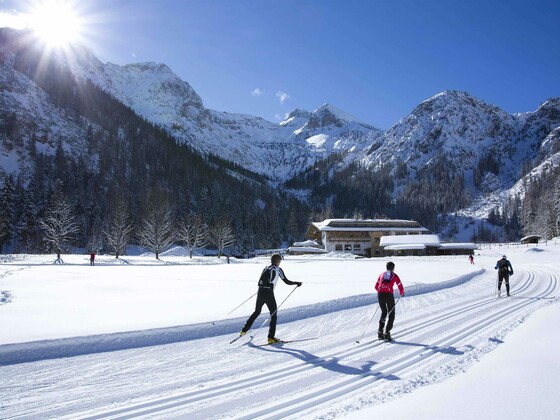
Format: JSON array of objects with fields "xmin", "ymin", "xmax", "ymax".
[
  {"xmin": 378, "ymin": 330, "xmax": 384, "ymax": 340},
  {"xmin": 267, "ymin": 337, "xmax": 283, "ymax": 344},
  {"xmin": 384, "ymin": 332, "xmax": 393, "ymax": 342}
]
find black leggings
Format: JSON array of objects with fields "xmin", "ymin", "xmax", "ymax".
[
  {"xmin": 243, "ymin": 288, "xmax": 278, "ymax": 338},
  {"xmin": 378, "ymin": 293, "xmax": 396, "ymax": 333},
  {"xmin": 498, "ymin": 272, "xmax": 510, "ymax": 294}
]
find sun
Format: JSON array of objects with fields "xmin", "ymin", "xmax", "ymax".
[{"xmin": 28, "ymin": 0, "xmax": 83, "ymax": 48}]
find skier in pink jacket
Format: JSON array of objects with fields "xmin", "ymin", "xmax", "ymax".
[{"xmin": 375, "ymin": 261, "xmax": 405, "ymax": 341}]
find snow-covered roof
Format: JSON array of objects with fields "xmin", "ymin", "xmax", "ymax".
[
  {"xmin": 287, "ymin": 247, "xmax": 329, "ymax": 254},
  {"xmin": 320, "ymin": 227, "xmax": 428, "ymax": 233},
  {"xmin": 293, "ymin": 240, "xmax": 320, "ymax": 247},
  {"xmin": 312, "ymin": 219, "xmax": 428, "ymax": 232},
  {"xmin": 384, "ymin": 244, "xmax": 427, "ymax": 251},
  {"xmin": 520, "ymin": 235, "xmax": 541, "ymax": 242},
  {"xmin": 439, "ymin": 243, "xmax": 478, "ymax": 250},
  {"xmin": 380, "ymin": 236, "xmax": 477, "ymax": 250},
  {"xmin": 380, "ymin": 234, "xmax": 441, "ymax": 247}
]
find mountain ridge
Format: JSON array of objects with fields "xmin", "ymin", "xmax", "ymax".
[{"xmin": 2, "ymin": 27, "xmax": 560, "ymax": 242}]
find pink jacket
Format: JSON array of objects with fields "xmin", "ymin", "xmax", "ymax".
[{"xmin": 375, "ymin": 271, "xmax": 404, "ymax": 295}]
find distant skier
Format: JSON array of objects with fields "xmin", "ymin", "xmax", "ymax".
[
  {"xmin": 495, "ymin": 255, "xmax": 513, "ymax": 297},
  {"xmin": 375, "ymin": 261, "xmax": 405, "ymax": 341},
  {"xmin": 469, "ymin": 254, "xmax": 474, "ymax": 264},
  {"xmin": 239, "ymin": 253, "xmax": 302, "ymax": 344},
  {"xmin": 90, "ymin": 251, "xmax": 96, "ymax": 266}
]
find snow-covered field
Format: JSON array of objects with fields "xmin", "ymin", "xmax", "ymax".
[{"xmin": 1, "ymin": 242, "xmax": 559, "ymax": 419}]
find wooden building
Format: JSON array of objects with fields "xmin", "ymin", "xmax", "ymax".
[
  {"xmin": 520, "ymin": 235, "xmax": 541, "ymax": 244},
  {"xmin": 305, "ymin": 219, "xmax": 429, "ymax": 257}
]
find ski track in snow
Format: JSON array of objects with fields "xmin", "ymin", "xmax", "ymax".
[
  {"xmin": 0, "ymin": 270, "xmax": 484, "ymax": 365},
  {"xmin": 1, "ymin": 266, "xmax": 559, "ymax": 419},
  {"xmin": 0, "ymin": 266, "xmax": 23, "ymax": 306}
]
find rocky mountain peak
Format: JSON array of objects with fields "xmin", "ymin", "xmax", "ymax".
[
  {"xmin": 123, "ymin": 62, "xmax": 174, "ymax": 75},
  {"xmin": 414, "ymin": 90, "xmax": 502, "ymax": 117},
  {"xmin": 103, "ymin": 60, "xmax": 204, "ymax": 112},
  {"xmin": 286, "ymin": 108, "xmax": 312, "ymax": 119},
  {"xmin": 305, "ymin": 103, "xmax": 361, "ymax": 130},
  {"xmin": 534, "ymin": 97, "xmax": 560, "ymax": 119}
]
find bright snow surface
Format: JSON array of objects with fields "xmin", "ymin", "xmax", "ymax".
[{"xmin": 1, "ymin": 243, "xmax": 559, "ymax": 419}]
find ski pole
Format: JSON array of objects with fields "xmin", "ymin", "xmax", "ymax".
[
  {"xmin": 355, "ymin": 304, "xmax": 380, "ymax": 344},
  {"xmin": 250, "ymin": 285, "xmax": 299, "ymax": 341},
  {"xmin": 356, "ymin": 295, "xmax": 401, "ymax": 344},
  {"xmin": 387, "ymin": 296, "xmax": 401, "ymax": 318},
  {"xmin": 212, "ymin": 290, "xmax": 258, "ymax": 325}
]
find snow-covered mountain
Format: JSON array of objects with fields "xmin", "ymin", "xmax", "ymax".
[
  {"xmin": 53, "ymin": 39, "xmax": 382, "ymax": 180},
  {"xmin": 357, "ymin": 90, "xmax": 560, "ymax": 216},
  {"xmin": 0, "ymin": 28, "xmax": 382, "ymax": 182},
  {"xmin": 1, "ymin": 27, "xmax": 559, "ymax": 225}
]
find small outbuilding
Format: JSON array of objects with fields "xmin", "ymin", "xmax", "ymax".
[{"xmin": 520, "ymin": 235, "xmax": 541, "ymax": 244}]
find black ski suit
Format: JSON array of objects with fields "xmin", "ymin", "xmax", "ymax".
[
  {"xmin": 495, "ymin": 257, "xmax": 514, "ymax": 296},
  {"xmin": 242, "ymin": 264, "xmax": 299, "ymax": 339}
]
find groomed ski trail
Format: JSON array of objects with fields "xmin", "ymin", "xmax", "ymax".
[{"xmin": 1, "ymin": 266, "xmax": 558, "ymax": 419}]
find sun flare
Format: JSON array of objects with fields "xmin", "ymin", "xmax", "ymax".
[{"xmin": 29, "ymin": 1, "xmax": 82, "ymax": 48}]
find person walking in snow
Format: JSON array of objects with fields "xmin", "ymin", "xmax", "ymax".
[
  {"xmin": 375, "ymin": 261, "xmax": 405, "ymax": 341},
  {"xmin": 239, "ymin": 253, "xmax": 302, "ymax": 344},
  {"xmin": 90, "ymin": 251, "xmax": 96, "ymax": 266},
  {"xmin": 495, "ymin": 255, "xmax": 514, "ymax": 297},
  {"xmin": 469, "ymin": 254, "xmax": 474, "ymax": 264}
]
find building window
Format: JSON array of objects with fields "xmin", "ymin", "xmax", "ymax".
[
  {"xmin": 344, "ymin": 244, "xmax": 352, "ymax": 251},
  {"xmin": 335, "ymin": 244, "xmax": 343, "ymax": 251},
  {"xmin": 353, "ymin": 244, "xmax": 361, "ymax": 251}
]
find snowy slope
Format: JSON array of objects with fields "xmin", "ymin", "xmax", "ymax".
[
  {"xmin": 0, "ymin": 49, "xmax": 96, "ymax": 172},
  {"xmin": 0, "ymin": 28, "xmax": 383, "ymax": 181},
  {"xmin": 64, "ymin": 45, "xmax": 382, "ymax": 180},
  {"xmin": 359, "ymin": 91, "xmax": 560, "ymax": 218},
  {"xmin": 362, "ymin": 91, "xmax": 515, "ymax": 185},
  {"xmin": 1, "ymin": 245, "xmax": 560, "ymax": 418}
]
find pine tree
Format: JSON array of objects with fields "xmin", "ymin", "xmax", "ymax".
[{"xmin": 0, "ymin": 175, "xmax": 15, "ymax": 252}]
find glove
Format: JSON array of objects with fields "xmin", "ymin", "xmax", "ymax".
[
  {"xmin": 400, "ymin": 292, "xmax": 405, "ymax": 297},
  {"xmin": 296, "ymin": 282, "xmax": 302, "ymax": 287}
]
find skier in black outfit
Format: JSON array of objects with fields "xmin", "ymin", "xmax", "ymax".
[
  {"xmin": 240, "ymin": 253, "xmax": 302, "ymax": 344},
  {"xmin": 495, "ymin": 255, "xmax": 514, "ymax": 297}
]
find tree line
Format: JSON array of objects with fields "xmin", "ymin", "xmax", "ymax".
[{"xmin": 0, "ymin": 183, "xmax": 236, "ymax": 260}]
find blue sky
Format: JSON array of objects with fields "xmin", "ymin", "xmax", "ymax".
[{"xmin": 1, "ymin": 0, "xmax": 559, "ymax": 128}]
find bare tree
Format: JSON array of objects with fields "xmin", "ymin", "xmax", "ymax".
[
  {"xmin": 137, "ymin": 203, "xmax": 175, "ymax": 259},
  {"xmin": 39, "ymin": 197, "xmax": 80, "ymax": 262},
  {"xmin": 177, "ymin": 213, "xmax": 209, "ymax": 258},
  {"xmin": 104, "ymin": 200, "xmax": 133, "ymax": 258},
  {"xmin": 210, "ymin": 219, "xmax": 236, "ymax": 258},
  {"xmin": 87, "ymin": 218, "xmax": 104, "ymax": 256}
]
